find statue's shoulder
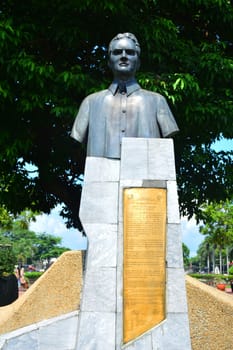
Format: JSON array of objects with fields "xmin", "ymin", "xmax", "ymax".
[
  {"xmin": 84, "ymin": 89, "xmax": 109, "ymax": 101},
  {"xmin": 79, "ymin": 89, "xmax": 110, "ymax": 110},
  {"xmin": 139, "ymin": 88, "xmax": 166, "ymax": 101},
  {"xmin": 140, "ymin": 88, "xmax": 164, "ymax": 98}
]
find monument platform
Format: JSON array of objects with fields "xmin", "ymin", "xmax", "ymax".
[{"xmin": 76, "ymin": 138, "xmax": 191, "ymax": 350}]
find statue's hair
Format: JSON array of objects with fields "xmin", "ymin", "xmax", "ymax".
[{"xmin": 108, "ymin": 33, "xmax": 141, "ymax": 56}]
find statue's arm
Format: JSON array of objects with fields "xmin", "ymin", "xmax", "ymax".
[
  {"xmin": 71, "ymin": 97, "xmax": 90, "ymax": 143},
  {"xmin": 157, "ymin": 96, "xmax": 179, "ymax": 137}
]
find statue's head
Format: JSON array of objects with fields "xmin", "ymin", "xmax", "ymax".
[{"xmin": 108, "ymin": 33, "xmax": 141, "ymax": 80}]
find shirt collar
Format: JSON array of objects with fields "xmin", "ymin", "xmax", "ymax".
[{"xmin": 108, "ymin": 79, "xmax": 141, "ymax": 96}]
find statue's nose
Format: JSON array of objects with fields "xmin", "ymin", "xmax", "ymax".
[
  {"xmin": 121, "ymin": 54, "xmax": 128, "ymax": 62},
  {"xmin": 121, "ymin": 50, "xmax": 127, "ymax": 58}
]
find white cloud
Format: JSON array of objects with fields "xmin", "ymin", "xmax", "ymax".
[
  {"xmin": 181, "ymin": 216, "xmax": 204, "ymax": 257},
  {"xmin": 30, "ymin": 206, "xmax": 87, "ymax": 250}
]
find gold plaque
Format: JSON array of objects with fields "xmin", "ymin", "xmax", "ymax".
[{"xmin": 123, "ymin": 188, "xmax": 166, "ymax": 344}]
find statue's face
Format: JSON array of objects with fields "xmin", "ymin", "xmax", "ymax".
[{"xmin": 108, "ymin": 37, "xmax": 140, "ymax": 80}]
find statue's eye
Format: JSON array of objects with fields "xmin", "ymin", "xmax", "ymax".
[
  {"xmin": 112, "ymin": 49, "xmax": 136, "ymax": 56},
  {"xmin": 125, "ymin": 49, "xmax": 136, "ymax": 56},
  {"xmin": 112, "ymin": 49, "xmax": 123, "ymax": 55}
]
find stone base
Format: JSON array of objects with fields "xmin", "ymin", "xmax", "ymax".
[{"xmin": 76, "ymin": 138, "xmax": 191, "ymax": 350}]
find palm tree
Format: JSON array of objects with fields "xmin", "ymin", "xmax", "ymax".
[{"xmin": 199, "ymin": 200, "xmax": 233, "ymax": 274}]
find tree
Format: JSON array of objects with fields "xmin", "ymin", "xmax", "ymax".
[
  {"xmin": 0, "ymin": 1, "xmax": 232, "ymax": 229},
  {"xmin": 0, "ymin": 207, "xmax": 70, "ymax": 265},
  {"xmin": 199, "ymin": 199, "xmax": 233, "ymax": 273},
  {"xmin": 189, "ymin": 255, "xmax": 201, "ymax": 273},
  {"xmin": 33, "ymin": 233, "xmax": 69, "ymax": 263},
  {"xmin": 182, "ymin": 242, "xmax": 190, "ymax": 269},
  {"xmin": 196, "ymin": 238, "xmax": 216, "ymax": 273}
]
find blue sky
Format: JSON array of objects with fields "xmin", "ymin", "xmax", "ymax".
[
  {"xmin": 30, "ymin": 138, "xmax": 232, "ymax": 258},
  {"xmin": 30, "ymin": 205, "xmax": 87, "ymax": 251},
  {"xmin": 211, "ymin": 138, "xmax": 233, "ymax": 152}
]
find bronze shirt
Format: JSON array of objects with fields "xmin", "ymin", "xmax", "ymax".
[{"xmin": 71, "ymin": 79, "xmax": 179, "ymax": 159}]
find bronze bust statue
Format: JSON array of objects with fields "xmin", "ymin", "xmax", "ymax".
[{"xmin": 71, "ymin": 33, "xmax": 179, "ymax": 159}]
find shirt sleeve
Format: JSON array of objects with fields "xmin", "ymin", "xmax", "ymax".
[
  {"xmin": 70, "ymin": 97, "xmax": 90, "ymax": 143},
  {"xmin": 157, "ymin": 95, "xmax": 179, "ymax": 137}
]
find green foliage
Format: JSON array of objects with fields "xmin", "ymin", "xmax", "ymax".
[
  {"xmin": 182, "ymin": 242, "xmax": 190, "ymax": 267},
  {"xmin": 189, "ymin": 273, "xmax": 233, "ymax": 283},
  {"xmin": 24, "ymin": 271, "xmax": 44, "ymax": 279},
  {"xmin": 189, "ymin": 255, "xmax": 201, "ymax": 272},
  {"xmin": 0, "ymin": 244, "xmax": 17, "ymax": 276},
  {"xmin": 199, "ymin": 199, "xmax": 233, "ymax": 248},
  {"xmin": 0, "ymin": 207, "xmax": 70, "ymax": 265},
  {"xmin": 196, "ymin": 238, "xmax": 215, "ymax": 266},
  {"xmin": 33, "ymin": 233, "xmax": 70, "ymax": 261},
  {"xmin": 0, "ymin": 206, "xmax": 14, "ymax": 231},
  {"xmin": 189, "ymin": 273, "xmax": 216, "ymax": 280},
  {"xmin": 229, "ymin": 265, "xmax": 233, "ymax": 275},
  {"xmin": 0, "ymin": 1, "xmax": 232, "ymax": 227}
]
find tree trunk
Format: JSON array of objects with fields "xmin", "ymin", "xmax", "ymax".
[
  {"xmin": 212, "ymin": 248, "xmax": 215, "ymax": 273},
  {"xmin": 226, "ymin": 247, "xmax": 229, "ymax": 275},
  {"xmin": 219, "ymin": 249, "xmax": 222, "ymax": 274},
  {"xmin": 207, "ymin": 253, "xmax": 210, "ymax": 274}
]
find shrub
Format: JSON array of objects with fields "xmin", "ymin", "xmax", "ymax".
[
  {"xmin": 24, "ymin": 271, "xmax": 44, "ymax": 279},
  {"xmin": 189, "ymin": 273, "xmax": 233, "ymax": 284}
]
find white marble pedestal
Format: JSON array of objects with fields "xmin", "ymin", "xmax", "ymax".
[{"xmin": 75, "ymin": 138, "xmax": 192, "ymax": 350}]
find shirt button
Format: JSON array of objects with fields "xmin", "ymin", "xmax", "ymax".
[
  {"xmin": 122, "ymin": 110, "xmax": 126, "ymax": 113},
  {"xmin": 121, "ymin": 129, "xmax": 125, "ymax": 133}
]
